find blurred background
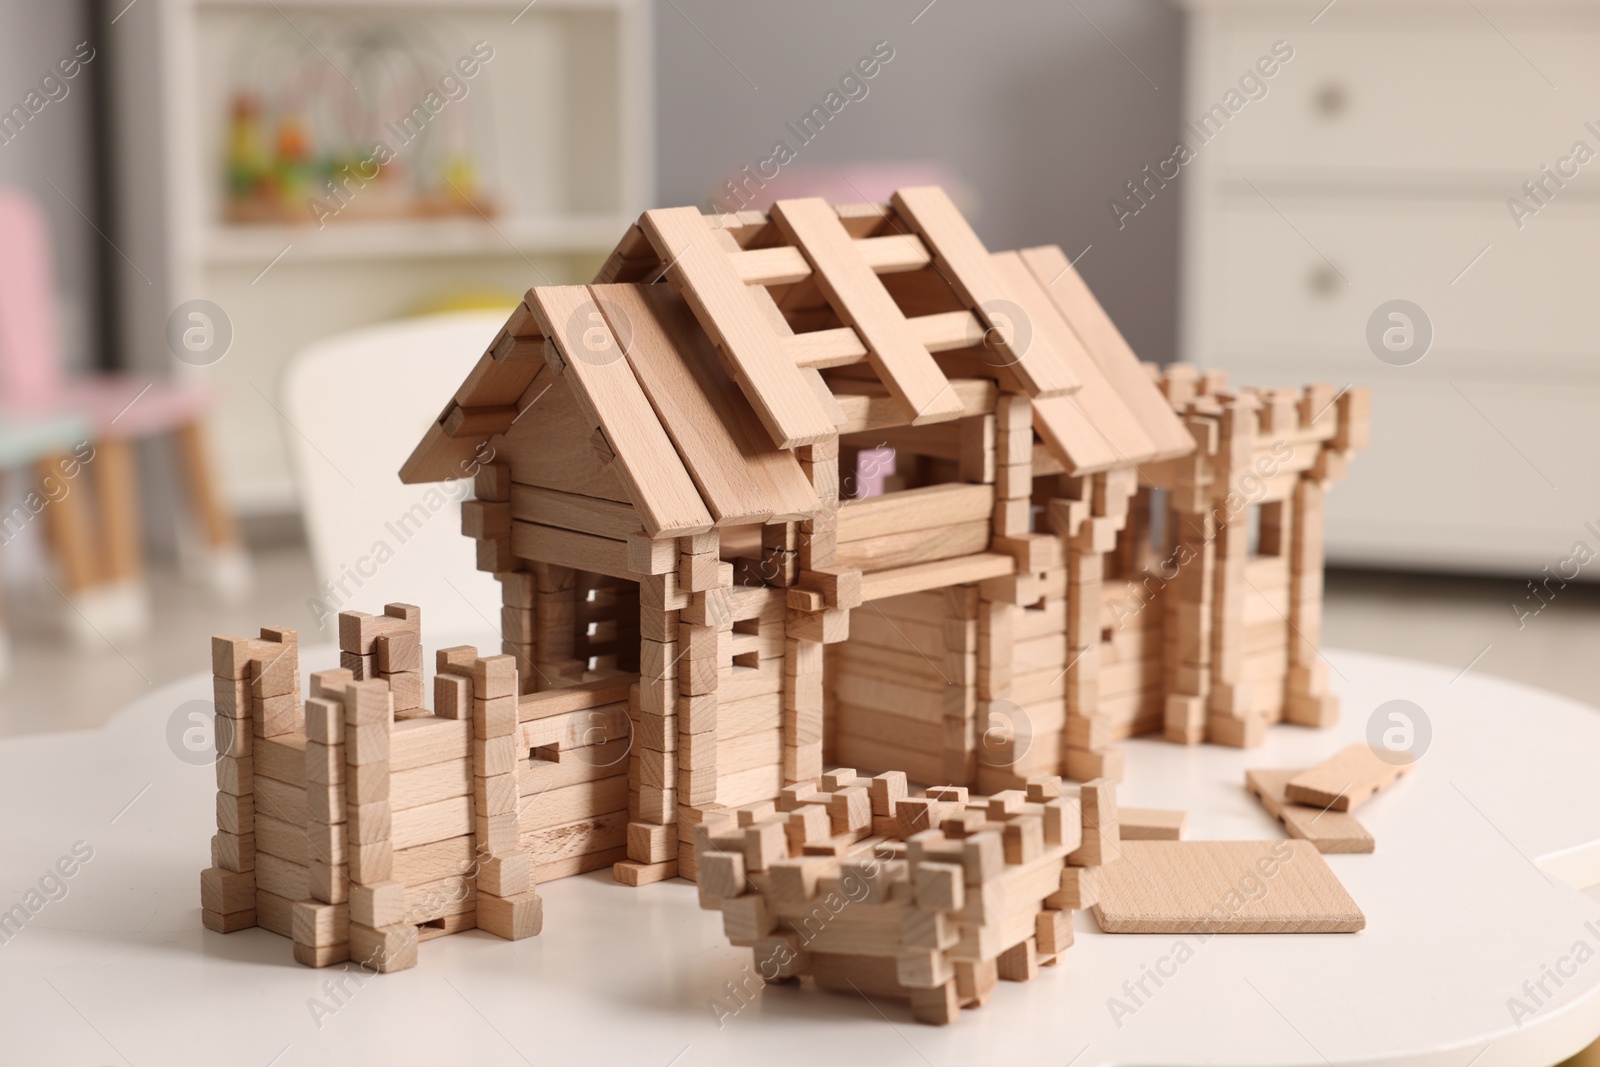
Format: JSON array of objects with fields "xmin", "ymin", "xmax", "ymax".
[
  {"xmin": 0, "ymin": 0, "xmax": 1597, "ymax": 754},
  {"xmin": 0, "ymin": 0, "xmax": 1596, "ymax": 1060}
]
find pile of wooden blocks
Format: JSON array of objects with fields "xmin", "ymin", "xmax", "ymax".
[
  {"xmin": 199, "ymin": 603, "xmax": 544, "ymax": 971},
  {"xmin": 339, "ymin": 604, "xmax": 423, "ymax": 710},
  {"xmin": 694, "ymin": 769, "xmax": 1115, "ymax": 1024},
  {"xmin": 199, "ymin": 623, "xmax": 301, "ymax": 934},
  {"xmin": 1247, "ymin": 742, "xmax": 1415, "ymax": 853}
]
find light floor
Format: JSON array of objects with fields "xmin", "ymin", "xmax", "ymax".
[{"xmin": 3, "ymin": 547, "xmax": 1598, "ymax": 737}]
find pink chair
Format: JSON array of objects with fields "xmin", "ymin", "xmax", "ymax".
[{"xmin": 0, "ymin": 187, "xmax": 249, "ymax": 642}]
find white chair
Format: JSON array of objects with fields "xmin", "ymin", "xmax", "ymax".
[{"xmin": 280, "ymin": 311, "xmax": 508, "ymax": 652}]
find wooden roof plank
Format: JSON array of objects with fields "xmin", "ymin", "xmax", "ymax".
[
  {"xmin": 525, "ymin": 286, "xmax": 715, "ymax": 537},
  {"xmin": 991, "ymin": 251, "xmax": 1160, "ymax": 473},
  {"xmin": 889, "ymin": 185, "xmax": 1079, "ymax": 399},
  {"xmin": 639, "ymin": 207, "xmax": 839, "ymax": 450},
  {"xmin": 593, "ymin": 283, "xmax": 817, "ymax": 526},
  {"xmin": 771, "ymin": 197, "xmax": 964, "ymax": 426},
  {"xmin": 1016, "ymin": 244, "xmax": 1195, "ymax": 461}
]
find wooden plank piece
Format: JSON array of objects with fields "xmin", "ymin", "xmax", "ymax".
[
  {"xmin": 889, "ymin": 186, "xmax": 1077, "ymax": 398},
  {"xmin": 1117, "ymin": 807, "xmax": 1187, "ymax": 841},
  {"xmin": 1245, "ymin": 769, "xmax": 1374, "ymax": 854},
  {"xmin": 772, "ymin": 197, "xmax": 963, "ymax": 425},
  {"xmin": 526, "ymin": 286, "xmax": 714, "ymax": 537},
  {"xmin": 1017, "ymin": 244, "xmax": 1195, "ymax": 460},
  {"xmin": 639, "ymin": 207, "xmax": 838, "ymax": 449},
  {"xmin": 1285, "ymin": 744, "xmax": 1413, "ymax": 812},
  {"xmin": 1092, "ymin": 840, "xmax": 1364, "ymax": 933},
  {"xmin": 598, "ymin": 283, "xmax": 818, "ymax": 525}
]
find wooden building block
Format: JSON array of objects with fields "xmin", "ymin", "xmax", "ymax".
[
  {"xmin": 348, "ymin": 922, "xmax": 418, "ymax": 972},
  {"xmin": 1092, "ymin": 840, "xmax": 1364, "ymax": 933},
  {"xmin": 1285, "ymin": 743, "xmax": 1413, "ymax": 811},
  {"xmin": 1118, "ymin": 807, "xmax": 1187, "ymax": 841},
  {"xmin": 477, "ymin": 890, "xmax": 545, "ymax": 941},
  {"xmin": 1246, "ymin": 768, "xmax": 1375, "ymax": 854}
]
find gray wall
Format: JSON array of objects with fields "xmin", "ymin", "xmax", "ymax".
[
  {"xmin": 655, "ymin": 0, "xmax": 1185, "ymax": 363},
  {"xmin": 0, "ymin": 0, "xmax": 100, "ymax": 373}
]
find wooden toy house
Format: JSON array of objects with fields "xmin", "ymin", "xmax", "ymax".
[
  {"xmin": 396, "ymin": 186, "xmax": 1370, "ymax": 888},
  {"xmin": 198, "ymin": 186, "xmax": 1368, "ymax": 977}
]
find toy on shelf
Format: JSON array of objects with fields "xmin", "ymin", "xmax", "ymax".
[{"xmin": 220, "ymin": 19, "xmax": 496, "ymax": 227}]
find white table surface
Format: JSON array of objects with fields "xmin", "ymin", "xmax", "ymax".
[{"xmin": 3, "ymin": 649, "xmax": 1598, "ymax": 1067}]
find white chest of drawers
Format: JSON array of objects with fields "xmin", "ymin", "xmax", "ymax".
[{"xmin": 1179, "ymin": 0, "xmax": 1600, "ymax": 575}]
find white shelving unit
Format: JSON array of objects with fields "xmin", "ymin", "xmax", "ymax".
[
  {"xmin": 109, "ymin": 0, "xmax": 652, "ymax": 514},
  {"xmin": 1179, "ymin": 0, "xmax": 1600, "ymax": 576}
]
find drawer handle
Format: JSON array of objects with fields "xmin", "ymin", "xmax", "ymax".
[
  {"xmin": 1314, "ymin": 82, "xmax": 1348, "ymax": 118},
  {"xmin": 1309, "ymin": 264, "xmax": 1344, "ymax": 296}
]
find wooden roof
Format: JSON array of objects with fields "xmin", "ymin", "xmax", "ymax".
[{"xmin": 401, "ymin": 187, "xmax": 1193, "ymax": 534}]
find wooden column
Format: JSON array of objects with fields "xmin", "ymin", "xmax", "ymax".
[
  {"xmin": 344, "ymin": 678, "xmax": 416, "ymax": 972},
  {"xmin": 1205, "ymin": 394, "xmax": 1265, "ymax": 749}
]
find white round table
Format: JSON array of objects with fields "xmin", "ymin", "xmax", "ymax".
[{"xmin": 3, "ymin": 649, "xmax": 1598, "ymax": 1066}]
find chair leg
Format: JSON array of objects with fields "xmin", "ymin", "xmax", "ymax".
[
  {"xmin": 173, "ymin": 419, "xmax": 251, "ymax": 598},
  {"xmin": 41, "ymin": 444, "xmax": 149, "ymax": 644},
  {"xmin": 174, "ymin": 420, "xmax": 238, "ymax": 550},
  {"xmin": 96, "ymin": 436, "xmax": 144, "ymax": 585},
  {"xmin": 38, "ymin": 452, "xmax": 100, "ymax": 593}
]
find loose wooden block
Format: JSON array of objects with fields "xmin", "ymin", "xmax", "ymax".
[
  {"xmin": 996, "ymin": 937, "xmax": 1038, "ymax": 982},
  {"xmin": 470, "ymin": 655, "xmax": 519, "ymax": 701},
  {"xmin": 349, "ymin": 922, "xmax": 418, "ymax": 972},
  {"xmin": 1285, "ymin": 743, "xmax": 1413, "ymax": 812},
  {"xmin": 216, "ymin": 792, "xmax": 255, "ymax": 836},
  {"xmin": 478, "ymin": 854, "xmax": 534, "ymax": 896},
  {"xmin": 913, "ymin": 861, "xmax": 964, "ymax": 912},
  {"xmin": 477, "ymin": 890, "xmax": 544, "ymax": 940},
  {"xmin": 348, "ymin": 842, "xmax": 393, "ymax": 884},
  {"xmin": 199, "ymin": 867, "xmax": 255, "ymax": 914},
  {"xmin": 303, "ymin": 697, "xmax": 343, "ymax": 744},
  {"xmin": 291, "ymin": 899, "xmax": 349, "ymax": 947},
  {"xmin": 473, "ymin": 735, "xmax": 517, "ymax": 778},
  {"xmin": 1118, "ymin": 807, "xmax": 1188, "ymax": 841},
  {"xmin": 201, "ymin": 907, "xmax": 257, "ymax": 933},
  {"xmin": 699, "ymin": 850, "xmax": 747, "ymax": 899},
  {"xmin": 348, "ymin": 802, "xmax": 393, "ymax": 845},
  {"xmin": 350, "ymin": 880, "xmax": 407, "ymax": 928},
  {"xmin": 381, "ymin": 669, "xmax": 423, "ymax": 711},
  {"xmin": 1245, "ymin": 768, "xmax": 1374, "ymax": 854},
  {"xmin": 375, "ymin": 631, "xmax": 422, "ymax": 674},
  {"xmin": 345, "ymin": 681, "xmax": 394, "ymax": 727},
  {"xmin": 1035, "ymin": 908, "xmax": 1073, "ymax": 956},
  {"xmin": 434, "ymin": 674, "xmax": 471, "ymax": 719},
  {"xmin": 473, "ymin": 695, "xmax": 518, "ymax": 740},
  {"xmin": 613, "ymin": 859, "xmax": 679, "ymax": 886},
  {"xmin": 1091, "ymin": 840, "xmax": 1365, "ymax": 933},
  {"xmin": 472, "ymin": 774, "xmax": 518, "ymax": 817},
  {"xmin": 293, "ymin": 941, "xmax": 351, "ymax": 968}
]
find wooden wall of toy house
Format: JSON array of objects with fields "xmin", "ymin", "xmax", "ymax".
[{"xmin": 107, "ymin": 0, "xmax": 653, "ymax": 515}]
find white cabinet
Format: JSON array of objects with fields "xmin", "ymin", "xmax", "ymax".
[
  {"xmin": 108, "ymin": 0, "xmax": 652, "ymax": 514},
  {"xmin": 1180, "ymin": 1, "xmax": 1600, "ymax": 574}
]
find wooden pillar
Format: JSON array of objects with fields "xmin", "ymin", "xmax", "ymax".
[
  {"xmin": 466, "ymin": 653, "xmax": 543, "ymax": 940},
  {"xmin": 1163, "ymin": 402, "xmax": 1220, "ymax": 745},
  {"xmin": 343, "ymin": 678, "xmax": 416, "ymax": 972},
  {"xmin": 1284, "ymin": 477, "xmax": 1336, "ymax": 726},
  {"xmin": 1205, "ymin": 394, "xmax": 1265, "ymax": 749},
  {"xmin": 532, "ymin": 563, "xmax": 582, "ymax": 688},
  {"xmin": 294, "ymin": 669, "xmax": 354, "ymax": 968}
]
